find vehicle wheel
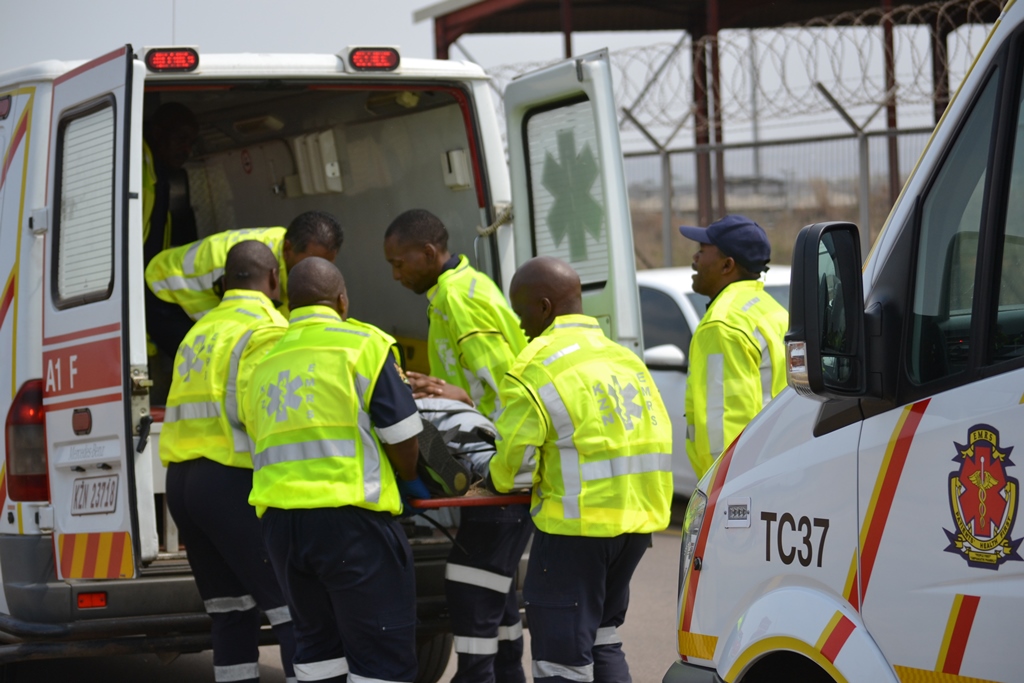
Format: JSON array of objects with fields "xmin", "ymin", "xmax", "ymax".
[{"xmin": 415, "ymin": 632, "xmax": 453, "ymax": 683}]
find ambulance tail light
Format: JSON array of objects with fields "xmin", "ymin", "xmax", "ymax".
[
  {"xmin": 5, "ymin": 379, "xmax": 49, "ymax": 502},
  {"xmin": 677, "ymin": 490, "xmax": 707, "ymax": 599},
  {"xmin": 144, "ymin": 47, "xmax": 199, "ymax": 72},
  {"xmin": 346, "ymin": 47, "xmax": 400, "ymax": 71}
]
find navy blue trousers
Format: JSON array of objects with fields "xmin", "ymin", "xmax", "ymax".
[
  {"xmin": 166, "ymin": 458, "xmax": 297, "ymax": 683},
  {"xmin": 445, "ymin": 504, "xmax": 534, "ymax": 683},
  {"xmin": 261, "ymin": 506, "xmax": 418, "ymax": 683},
  {"xmin": 524, "ymin": 531, "xmax": 651, "ymax": 683}
]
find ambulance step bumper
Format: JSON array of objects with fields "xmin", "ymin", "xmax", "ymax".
[{"xmin": 663, "ymin": 660, "xmax": 725, "ymax": 683}]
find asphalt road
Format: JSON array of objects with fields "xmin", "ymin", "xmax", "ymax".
[{"xmin": 8, "ymin": 527, "xmax": 684, "ymax": 683}]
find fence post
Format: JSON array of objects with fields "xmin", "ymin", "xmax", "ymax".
[{"xmin": 661, "ymin": 150, "xmax": 673, "ymax": 267}]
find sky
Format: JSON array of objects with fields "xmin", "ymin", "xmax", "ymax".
[{"xmin": 0, "ymin": 0, "xmax": 659, "ymax": 74}]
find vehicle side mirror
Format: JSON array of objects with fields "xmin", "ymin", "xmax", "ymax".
[
  {"xmin": 644, "ymin": 344, "xmax": 686, "ymax": 371},
  {"xmin": 785, "ymin": 222, "xmax": 867, "ymax": 400}
]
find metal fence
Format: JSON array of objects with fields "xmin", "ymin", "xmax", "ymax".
[{"xmin": 624, "ymin": 127, "xmax": 934, "ymax": 269}]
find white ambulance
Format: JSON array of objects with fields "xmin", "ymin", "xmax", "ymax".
[
  {"xmin": 664, "ymin": 2, "xmax": 1024, "ymax": 682},
  {"xmin": 0, "ymin": 44, "xmax": 641, "ymax": 677}
]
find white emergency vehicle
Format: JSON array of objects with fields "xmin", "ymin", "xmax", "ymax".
[
  {"xmin": 664, "ymin": 2, "xmax": 1024, "ymax": 682},
  {"xmin": 0, "ymin": 44, "xmax": 641, "ymax": 678}
]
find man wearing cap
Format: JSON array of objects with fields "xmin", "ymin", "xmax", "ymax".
[{"xmin": 678, "ymin": 214, "xmax": 789, "ymax": 480}]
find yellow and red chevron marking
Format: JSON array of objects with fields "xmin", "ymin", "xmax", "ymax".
[
  {"xmin": 815, "ymin": 610, "xmax": 856, "ymax": 664},
  {"xmin": 58, "ymin": 532, "xmax": 134, "ymax": 579},
  {"xmin": 935, "ymin": 594, "xmax": 981, "ymax": 676},
  {"xmin": 843, "ymin": 400, "xmax": 930, "ymax": 609},
  {"xmin": 894, "ymin": 665, "xmax": 999, "ymax": 682}
]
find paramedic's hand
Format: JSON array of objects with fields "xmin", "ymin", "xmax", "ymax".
[
  {"xmin": 407, "ymin": 372, "xmax": 474, "ymax": 406},
  {"xmin": 398, "ymin": 476, "xmax": 431, "ymax": 517}
]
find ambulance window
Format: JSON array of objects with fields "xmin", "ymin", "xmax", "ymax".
[
  {"xmin": 54, "ymin": 102, "xmax": 115, "ymax": 307},
  {"xmin": 523, "ymin": 97, "xmax": 609, "ymax": 287},
  {"xmin": 909, "ymin": 71, "xmax": 999, "ymax": 384},
  {"xmin": 990, "ymin": 62, "xmax": 1024, "ymax": 365}
]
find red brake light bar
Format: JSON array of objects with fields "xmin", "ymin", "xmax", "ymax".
[
  {"xmin": 349, "ymin": 48, "xmax": 400, "ymax": 72},
  {"xmin": 145, "ymin": 48, "xmax": 199, "ymax": 73}
]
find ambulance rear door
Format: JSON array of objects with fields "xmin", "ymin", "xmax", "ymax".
[
  {"xmin": 503, "ymin": 49, "xmax": 643, "ymax": 354},
  {"xmin": 42, "ymin": 45, "xmax": 155, "ymax": 580}
]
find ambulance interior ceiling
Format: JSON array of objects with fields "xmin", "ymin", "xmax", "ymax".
[{"xmin": 146, "ymin": 86, "xmax": 485, "ymax": 341}]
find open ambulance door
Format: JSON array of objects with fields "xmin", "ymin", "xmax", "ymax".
[
  {"xmin": 42, "ymin": 46, "xmax": 156, "ymax": 580},
  {"xmin": 504, "ymin": 49, "xmax": 643, "ymax": 354}
]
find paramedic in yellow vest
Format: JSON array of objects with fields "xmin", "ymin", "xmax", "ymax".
[
  {"xmin": 161, "ymin": 241, "xmax": 296, "ymax": 683},
  {"xmin": 489, "ymin": 257, "xmax": 673, "ymax": 683},
  {"xmin": 678, "ymin": 214, "xmax": 789, "ymax": 480},
  {"xmin": 384, "ymin": 208, "xmax": 533, "ymax": 683},
  {"xmin": 143, "ymin": 102, "xmax": 199, "ymax": 266},
  {"xmin": 144, "ymin": 210, "xmax": 343, "ymax": 360},
  {"xmin": 245, "ymin": 257, "xmax": 428, "ymax": 683}
]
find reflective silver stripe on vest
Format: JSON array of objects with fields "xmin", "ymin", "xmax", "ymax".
[
  {"xmin": 706, "ymin": 353, "xmax": 725, "ymax": 457},
  {"xmin": 355, "ymin": 372, "xmax": 382, "ymax": 504},
  {"xmin": 498, "ymin": 621, "xmax": 524, "ymax": 640},
  {"xmin": 234, "ymin": 308, "xmax": 261, "ymax": 319},
  {"xmin": 533, "ymin": 660, "xmax": 594, "ymax": 682},
  {"xmin": 182, "ymin": 241, "xmax": 202, "ymax": 273},
  {"xmin": 454, "ymin": 635, "xmax": 498, "ymax": 655},
  {"xmin": 741, "ymin": 295, "xmax": 761, "ymax": 312},
  {"xmin": 538, "ymin": 383, "xmax": 581, "ymax": 519},
  {"xmin": 513, "ymin": 445, "xmax": 537, "ymax": 489},
  {"xmin": 294, "ymin": 656, "xmax": 349, "ymax": 680},
  {"xmin": 265, "ymin": 605, "xmax": 292, "ymax": 625},
  {"xmin": 165, "ymin": 401, "xmax": 222, "ymax": 423},
  {"xmin": 148, "ymin": 268, "xmax": 223, "ymax": 295},
  {"xmin": 445, "ymin": 563, "xmax": 513, "ymax": 593},
  {"xmin": 253, "ymin": 440, "xmax": 357, "ymax": 470},
  {"xmin": 543, "ymin": 343, "xmax": 580, "ymax": 366},
  {"xmin": 594, "ymin": 626, "xmax": 622, "ymax": 646},
  {"xmin": 223, "ymin": 294, "xmax": 263, "ymax": 304},
  {"xmin": 754, "ymin": 327, "xmax": 773, "ymax": 407},
  {"xmin": 326, "ymin": 327, "xmax": 370, "ymax": 338},
  {"xmin": 290, "ymin": 313, "xmax": 339, "ymax": 324},
  {"xmin": 204, "ymin": 595, "xmax": 256, "ymax": 613},
  {"xmin": 580, "ymin": 452, "xmax": 671, "ymax": 481},
  {"xmin": 468, "ymin": 277, "xmax": 477, "ymax": 299},
  {"xmin": 214, "ymin": 662, "xmax": 260, "ymax": 682},
  {"xmin": 553, "ymin": 322, "xmax": 601, "ymax": 330},
  {"xmin": 225, "ymin": 330, "xmax": 255, "ymax": 454}
]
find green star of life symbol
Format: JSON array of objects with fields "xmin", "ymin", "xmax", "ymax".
[
  {"xmin": 541, "ymin": 129, "xmax": 603, "ymax": 262},
  {"xmin": 266, "ymin": 370, "xmax": 304, "ymax": 423},
  {"xmin": 178, "ymin": 335, "xmax": 207, "ymax": 381}
]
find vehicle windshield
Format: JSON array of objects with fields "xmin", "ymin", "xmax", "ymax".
[{"xmin": 686, "ymin": 284, "xmax": 790, "ymax": 313}]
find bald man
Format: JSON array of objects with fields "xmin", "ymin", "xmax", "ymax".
[
  {"xmin": 489, "ymin": 257, "xmax": 674, "ymax": 683},
  {"xmin": 161, "ymin": 240, "xmax": 296, "ymax": 683},
  {"xmin": 245, "ymin": 257, "xmax": 427, "ymax": 683}
]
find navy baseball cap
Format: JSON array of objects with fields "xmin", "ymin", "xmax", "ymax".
[{"xmin": 678, "ymin": 214, "xmax": 771, "ymax": 273}]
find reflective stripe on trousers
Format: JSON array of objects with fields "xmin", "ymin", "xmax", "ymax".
[
  {"xmin": 533, "ymin": 660, "xmax": 594, "ymax": 682},
  {"xmin": 445, "ymin": 563, "xmax": 513, "ymax": 593},
  {"xmin": 214, "ymin": 662, "xmax": 260, "ymax": 682},
  {"xmin": 294, "ymin": 656, "xmax": 348, "ymax": 681},
  {"xmin": 537, "ymin": 382, "xmax": 581, "ymax": 519},
  {"xmin": 204, "ymin": 595, "xmax": 256, "ymax": 613}
]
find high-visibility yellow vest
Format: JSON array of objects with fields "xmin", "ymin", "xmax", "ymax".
[
  {"xmin": 685, "ymin": 279, "xmax": 788, "ymax": 480},
  {"xmin": 490, "ymin": 314, "xmax": 673, "ymax": 537},
  {"xmin": 141, "ymin": 140, "xmax": 173, "ymax": 250},
  {"xmin": 161, "ymin": 290, "xmax": 288, "ymax": 469},
  {"xmin": 145, "ymin": 227, "xmax": 288, "ymax": 320},
  {"xmin": 246, "ymin": 306, "xmax": 405, "ymax": 517},
  {"xmin": 427, "ymin": 255, "xmax": 526, "ymax": 420}
]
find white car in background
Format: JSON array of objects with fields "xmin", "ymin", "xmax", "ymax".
[{"xmin": 637, "ymin": 266, "xmax": 791, "ymax": 499}]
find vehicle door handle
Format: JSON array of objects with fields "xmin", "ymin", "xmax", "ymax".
[{"xmin": 136, "ymin": 415, "xmax": 153, "ymax": 454}]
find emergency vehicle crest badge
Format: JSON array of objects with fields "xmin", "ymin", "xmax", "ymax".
[{"xmin": 944, "ymin": 424, "xmax": 1022, "ymax": 569}]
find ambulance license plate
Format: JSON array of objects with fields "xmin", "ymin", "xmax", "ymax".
[{"xmin": 72, "ymin": 475, "xmax": 118, "ymax": 516}]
